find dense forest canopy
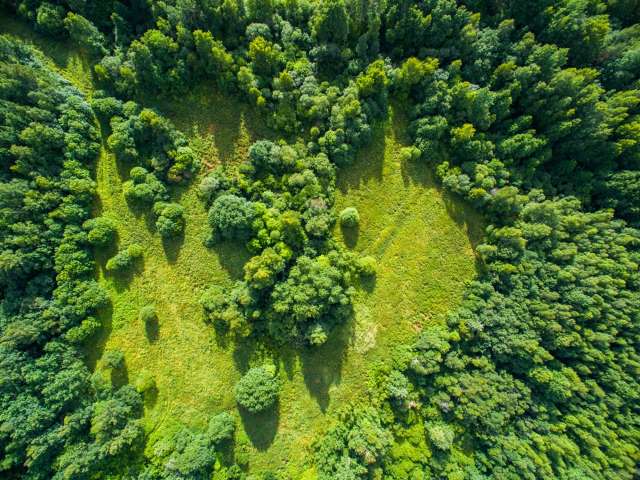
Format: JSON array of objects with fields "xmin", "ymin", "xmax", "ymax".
[{"xmin": 0, "ymin": 0, "xmax": 639, "ymax": 479}]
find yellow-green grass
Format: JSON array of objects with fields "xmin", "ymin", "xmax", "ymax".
[{"xmin": 1, "ymin": 16, "xmax": 481, "ymax": 476}]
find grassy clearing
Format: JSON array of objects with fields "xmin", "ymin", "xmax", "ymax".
[{"xmin": 1, "ymin": 17, "xmax": 481, "ymax": 476}]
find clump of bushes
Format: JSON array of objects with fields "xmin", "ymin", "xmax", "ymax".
[
  {"xmin": 106, "ymin": 244, "xmax": 143, "ymax": 273},
  {"xmin": 234, "ymin": 366, "xmax": 281, "ymax": 413},
  {"xmin": 139, "ymin": 305, "xmax": 156, "ymax": 324},
  {"xmin": 357, "ymin": 255, "xmax": 377, "ymax": 277},
  {"xmin": 102, "ymin": 350, "xmax": 125, "ymax": 370},
  {"xmin": 134, "ymin": 370, "xmax": 156, "ymax": 394},
  {"xmin": 84, "ymin": 216, "xmax": 117, "ymax": 247},
  {"xmin": 339, "ymin": 206, "xmax": 360, "ymax": 228},
  {"xmin": 154, "ymin": 202, "xmax": 185, "ymax": 238},
  {"xmin": 123, "ymin": 166, "xmax": 167, "ymax": 206}
]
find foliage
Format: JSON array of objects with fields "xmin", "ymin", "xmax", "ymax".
[
  {"xmin": 339, "ymin": 206, "xmax": 360, "ymax": 228},
  {"xmin": 84, "ymin": 216, "xmax": 117, "ymax": 247},
  {"xmin": 0, "ymin": 35, "xmax": 143, "ymax": 479},
  {"xmin": 105, "ymin": 243, "xmax": 143, "ymax": 273},
  {"xmin": 234, "ymin": 366, "xmax": 281, "ymax": 413}
]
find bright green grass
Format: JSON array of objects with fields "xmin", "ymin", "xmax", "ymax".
[{"xmin": 0, "ymin": 17, "xmax": 481, "ymax": 476}]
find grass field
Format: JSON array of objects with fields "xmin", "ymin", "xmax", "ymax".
[{"xmin": 0, "ymin": 17, "xmax": 481, "ymax": 477}]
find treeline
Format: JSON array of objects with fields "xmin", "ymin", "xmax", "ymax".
[
  {"xmin": 200, "ymin": 140, "xmax": 376, "ymax": 346},
  {"xmin": 0, "ymin": 36, "xmax": 144, "ymax": 479}
]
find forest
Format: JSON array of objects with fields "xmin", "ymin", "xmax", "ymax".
[{"xmin": 0, "ymin": 0, "xmax": 638, "ymax": 479}]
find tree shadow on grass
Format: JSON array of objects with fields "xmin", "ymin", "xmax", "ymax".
[
  {"xmin": 145, "ymin": 316, "xmax": 160, "ymax": 343},
  {"xmin": 300, "ymin": 319, "xmax": 352, "ymax": 413},
  {"xmin": 84, "ymin": 299, "xmax": 113, "ymax": 372},
  {"xmin": 110, "ymin": 360, "xmax": 129, "ymax": 389},
  {"xmin": 442, "ymin": 191, "xmax": 485, "ymax": 250},
  {"xmin": 341, "ymin": 224, "xmax": 359, "ymax": 249},
  {"xmin": 108, "ymin": 256, "xmax": 145, "ymax": 293},
  {"xmin": 143, "ymin": 383, "xmax": 159, "ymax": 409},
  {"xmin": 337, "ymin": 122, "xmax": 386, "ymax": 194},
  {"xmin": 238, "ymin": 403, "xmax": 280, "ymax": 451},
  {"xmin": 213, "ymin": 241, "xmax": 251, "ymax": 280},
  {"xmin": 162, "ymin": 231, "xmax": 185, "ymax": 264}
]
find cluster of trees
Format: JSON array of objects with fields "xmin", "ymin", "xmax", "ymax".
[
  {"xmin": 94, "ymin": 94, "xmax": 197, "ymax": 238},
  {"xmin": 201, "ymin": 140, "xmax": 373, "ymax": 345},
  {"xmin": 0, "ymin": 36, "xmax": 144, "ymax": 479}
]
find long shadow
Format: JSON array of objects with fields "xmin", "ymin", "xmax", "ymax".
[
  {"xmin": 162, "ymin": 231, "xmax": 185, "ymax": 264},
  {"xmin": 143, "ymin": 383, "xmax": 159, "ymax": 409},
  {"xmin": 213, "ymin": 241, "xmax": 252, "ymax": 280},
  {"xmin": 299, "ymin": 319, "xmax": 352, "ymax": 413},
  {"xmin": 337, "ymin": 121, "xmax": 386, "ymax": 194},
  {"xmin": 442, "ymin": 191, "xmax": 485, "ymax": 250},
  {"xmin": 111, "ymin": 359, "xmax": 129, "ymax": 389},
  {"xmin": 341, "ymin": 224, "xmax": 359, "ymax": 249},
  {"xmin": 145, "ymin": 316, "xmax": 160, "ymax": 343},
  {"xmin": 108, "ymin": 256, "xmax": 145, "ymax": 293},
  {"xmin": 83, "ymin": 299, "xmax": 113, "ymax": 372},
  {"xmin": 238, "ymin": 403, "xmax": 280, "ymax": 451}
]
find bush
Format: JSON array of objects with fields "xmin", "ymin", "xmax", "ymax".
[
  {"xmin": 339, "ymin": 207, "xmax": 360, "ymax": 228},
  {"xmin": 84, "ymin": 217, "xmax": 117, "ymax": 247},
  {"xmin": 207, "ymin": 412, "xmax": 235, "ymax": 446},
  {"xmin": 399, "ymin": 146, "xmax": 421, "ymax": 162},
  {"xmin": 234, "ymin": 366, "xmax": 281, "ymax": 413},
  {"xmin": 105, "ymin": 244, "xmax": 143, "ymax": 273},
  {"xmin": 103, "ymin": 350, "xmax": 125, "ymax": 369},
  {"xmin": 135, "ymin": 370, "xmax": 156, "ymax": 393},
  {"xmin": 357, "ymin": 255, "xmax": 377, "ymax": 276},
  {"xmin": 153, "ymin": 202, "xmax": 185, "ymax": 238},
  {"xmin": 139, "ymin": 305, "xmax": 156, "ymax": 324},
  {"xmin": 208, "ymin": 194, "xmax": 256, "ymax": 241}
]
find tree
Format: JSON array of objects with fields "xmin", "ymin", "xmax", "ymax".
[
  {"xmin": 105, "ymin": 244, "xmax": 143, "ymax": 273},
  {"xmin": 153, "ymin": 201, "xmax": 185, "ymax": 238},
  {"xmin": 339, "ymin": 207, "xmax": 360, "ymax": 228},
  {"xmin": 234, "ymin": 366, "xmax": 281, "ymax": 413},
  {"xmin": 208, "ymin": 194, "xmax": 256, "ymax": 241},
  {"xmin": 64, "ymin": 12, "xmax": 107, "ymax": 56},
  {"xmin": 84, "ymin": 217, "xmax": 117, "ymax": 247}
]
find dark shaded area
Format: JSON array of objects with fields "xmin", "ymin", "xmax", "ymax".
[
  {"xmin": 214, "ymin": 241, "xmax": 252, "ymax": 280},
  {"xmin": 238, "ymin": 402, "xmax": 280, "ymax": 451},
  {"xmin": 341, "ymin": 224, "xmax": 359, "ymax": 249},
  {"xmin": 144, "ymin": 316, "xmax": 160, "ymax": 343},
  {"xmin": 299, "ymin": 321, "xmax": 351, "ymax": 412},
  {"xmin": 110, "ymin": 359, "xmax": 129, "ymax": 388},
  {"xmin": 142, "ymin": 383, "xmax": 159, "ymax": 409},
  {"xmin": 83, "ymin": 299, "xmax": 113, "ymax": 372},
  {"xmin": 162, "ymin": 231, "xmax": 185, "ymax": 264},
  {"xmin": 337, "ymin": 122, "xmax": 386, "ymax": 194}
]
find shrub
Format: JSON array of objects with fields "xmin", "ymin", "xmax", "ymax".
[
  {"xmin": 207, "ymin": 412, "xmax": 235, "ymax": 445},
  {"xmin": 153, "ymin": 202, "xmax": 185, "ymax": 238},
  {"xmin": 208, "ymin": 194, "xmax": 256, "ymax": 241},
  {"xmin": 339, "ymin": 207, "xmax": 360, "ymax": 228},
  {"xmin": 135, "ymin": 370, "xmax": 156, "ymax": 393},
  {"xmin": 105, "ymin": 244, "xmax": 143, "ymax": 273},
  {"xmin": 84, "ymin": 217, "xmax": 117, "ymax": 247},
  {"xmin": 399, "ymin": 146, "xmax": 421, "ymax": 162},
  {"xmin": 234, "ymin": 366, "xmax": 281, "ymax": 413},
  {"xmin": 103, "ymin": 350, "xmax": 125, "ymax": 369},
  {"xmin": 357, "ymin": 255, "xmax": 377, "ymax": 276},
  {"xmin": 139, "ymin": 305, "xmax": 156, "ymax": 324}
]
